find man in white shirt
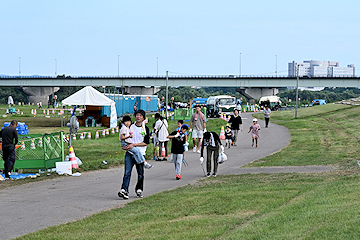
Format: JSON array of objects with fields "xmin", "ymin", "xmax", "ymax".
[{"xmin": 118, "ymin": 110, "xmax": 150, "ymax": 199}]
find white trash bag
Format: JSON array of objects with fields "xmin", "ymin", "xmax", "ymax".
[{"xmin": 217, "ymin": 152, "xmax": 228, "ymax": 164}]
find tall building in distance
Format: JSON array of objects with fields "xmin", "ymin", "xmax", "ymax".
[{"xmin": 288, "ymin": 60, "xmax": 355, "ymax": 77}]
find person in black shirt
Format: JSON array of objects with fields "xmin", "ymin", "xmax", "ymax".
[
  {"xmin": 199, "ymin": 131, "xmax": 224, "ymax": 177},
  {"xmin": 167, "ymin": 125, "xmax": 189, "ymax": 180},
  {"xmin": 0, "ymin": 120, "xmax": 18, "ymax": 179},
  {"xmin": 228, "ymin": 109, "xmax": 243, "ymax": 146}
]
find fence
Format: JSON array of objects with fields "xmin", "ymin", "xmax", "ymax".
[{"xmin": 1, "ymin": 132, "xmax": 65, "ymax": 171}]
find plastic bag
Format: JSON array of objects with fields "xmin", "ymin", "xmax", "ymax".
[{"xmin": 217, "ymin": 152, "xmax": 228, "ymax": 164}]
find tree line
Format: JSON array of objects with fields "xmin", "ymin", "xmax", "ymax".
[{"xmin": 0, "ymin": 86, "xmax": 359, "ymax": 106}]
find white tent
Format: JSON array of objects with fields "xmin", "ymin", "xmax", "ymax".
[{"xmin": 62, "ymin": 86, "xmax": 117, "ymax": 128}]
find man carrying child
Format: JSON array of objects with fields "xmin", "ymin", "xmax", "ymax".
[{"xmin": 118, "ymin": 110, "xmax": 151, "ymax": 199}]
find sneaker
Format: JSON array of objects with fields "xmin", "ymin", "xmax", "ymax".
[
  {"xmin": 136, "ymin": 189, "xmax": 143, "ymax": 198},
  {"xmin": 118, "ymin": 189, "xmax": 129, "ymax": 199},
  {"xmin": 212, "ymin": 173, "xmax": 217, "ymax": 177},
  {"xmin": 193, "ymin": 147, "xmax": 197, "ymax": 153},
  {"xmin": 144, "ymin": 162, "xmax": 154, "ymax": 169},
  {"xmin": 206, "ymin": 173, "xmax": 211, "ymax": 177},
  {"xmin": 197, "ymin": 150, "xmax": 201, "ymax": 154},
  {"xmin": 176, "ymin": 174, "xmax": 182, "ymax": 180}
]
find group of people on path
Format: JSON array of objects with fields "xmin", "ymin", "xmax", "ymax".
[{"xmin": 117, "ymin": 105, "xmax": 272, "ymax": 199}]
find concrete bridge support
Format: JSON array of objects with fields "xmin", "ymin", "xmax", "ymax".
[
  {"xmin": 22, "ymin": 87, "xmax": 60, "ymax": 104},
  {"xmin": 237, "ymin": 87, "xmax": 279, "ymax": 103},
  {"xmin": 124, "ymin": 86, "xmax": 160, "ymax": 95}
]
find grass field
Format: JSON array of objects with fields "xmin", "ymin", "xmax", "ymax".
[{"xmin": 14, "ymin": 103, "xmax": 360, "ymax": 239}]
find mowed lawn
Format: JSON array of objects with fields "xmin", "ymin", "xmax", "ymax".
[{"xmin": 16, "ymin": 103, "xmax": 360, "ymax": 239}]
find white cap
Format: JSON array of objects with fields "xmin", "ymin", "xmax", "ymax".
[{"xmin": 252, "ymin": 118, "xmax": 257, "ymax": 122}]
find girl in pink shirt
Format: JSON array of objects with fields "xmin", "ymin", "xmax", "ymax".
[{"xmin": 248, "ymin": 118, "xmax": 261, "ymax": 148}]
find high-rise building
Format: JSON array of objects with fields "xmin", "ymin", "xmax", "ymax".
[{"xmin": 288, "ymin": 60, "xmax": 355, "ymax": 77}]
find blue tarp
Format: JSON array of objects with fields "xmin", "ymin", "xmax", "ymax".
[
  {"xmin": 1, "ymin": 173, "xmax": 36, "ymax": 180},
  {"xmin": 1, "ymin": 122, "xmax": 29, "ymax": 135}
]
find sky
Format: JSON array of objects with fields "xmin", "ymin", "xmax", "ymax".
[{"xmin": 1, "ymin": 0, "xmax": 359, "ymax": 77}]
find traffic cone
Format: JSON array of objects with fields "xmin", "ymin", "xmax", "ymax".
[
  {"xmin": 34, "ymin": 109, "xmax": 37, "ymax": 115},
  {"xmin": 243, "ymin": 108, "xmax": 246, "ymax": 113},
  {"xmin": 47, "ymin": 109, "xmax": 50, "ymax": 115},
  {"xmin": 31, "ymin": 109, "xmax": 34, "ymax": 115},
  {"xmin": 102, "ymin": 129, "xmax": 106, "ymax": 137},
  {"xmin": 47, "ymin": 136, "xmax": 51, "ymax": 144},
  {"xmin": 52, "ymin": 109, "xmax": 55, "ymax": 114},
  {"xmin": 69, "ymin": 146, "xmax": 79, "ymax": 169},
  {"xmin": 227, "ymin": 115, "xmax": 231, "ymax": 122},
  {"xmin": 72, "ymin": 134, "xmax": 76, "ymax": 140},
  {"xmin": 161, "ymin": 143, "xmax": 166, "ymax": 157},
  {"xmin": 115, "ymin": 126, "xmax": 119, "ymax": 133},
  {"xmin": 56, "ymin": 135, "xmax": 60, "ymax": 142},
  {"xmin": 38, "ymin": 138, "xmax": 43, "ymax": 147},
  {"xmin": 80, "ymin": 132, "xmax": 84, "ymax": 140},
  {"xmin": 43, "ymin": 109, "xmax": 46, "ymax": 114},
  {"xmin": 106, "ymin": 129, "xmax": 109, "ymax": 135},
  {"xmin": 66, "ymin": 134, "xmax": 69, "ymax": 142},
  {"xmin": 220, "ymin": 126, "xmax": 225, "ymax": 140},
  {"xmin": 220, "ymin": 113, "xmax": 223, "ymax": 120},
  {"xmin": 6, "ymin": 109, "xmax": 9, "ymax": 114},
  {"xmin": 30, "ymin": 139, "xmax": 36, "ymax": 149},
  {"xmin": 87, "ymin": 132, "xmax": 91, "ymax": 139},
  {"xmin": 111, "ymin": 128, "xmax": 115, "ymax": 134},
  {"xmin": 95, "ymin": 130, "xmax": 99, "ymax": 139},
  {"xmin": 21, "ymin": 140, "xmax": 25, "ymax": 150}
]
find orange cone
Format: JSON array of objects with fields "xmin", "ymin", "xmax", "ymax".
[
  {"xmin": 111, "ymin": 128, "xmax": 115, "ymax": 134},
  {"xmin": 69, "ymin": 146, "xmax": 79, "ymax": 169},
  {"xmin": 38, "ymin": 138, "xmax": 43, "ymax": 147},
  {"xmin": 80, "ymin": 132, "xmax": 84, "ymax": 140},
  {"xmin": 87, "ymin": 132, "xmax": 91, "ymax": 139},
  {"xmin": 30, "ymin": 139, "xmax": 36, "ymax": 149},
  {"xmin": 72, "ymin": 134, "xmax": 76, "ymax": 140},
  {"xmin": 47, "ymin": 109, "xmax": 50, "ymax": 115},
  {"xmin": 43, "ymin": 109, "xmax": 46, "ymax": 114},
  {"xmin": 115, "ymin": 126, "xmax": 119, "ymax": 133},
  {"xmin": 106, "ymin": 129, "xmax": 109, "ymax": 135},
  {"xmin": 161, "ymin": 143, "xmax": 166, "ymax": 157},
  {"xmin": 102, "ymin": 129, "xmax": 106, "ymax": 137},
  {"xmin": 220, "ymin": 126, "xmax": 225, "ymax": 140},
  {"xmin": 95, "ymin": 130, "xmax": 99, "ymax": 139},
  {"xmin": 21, "ymin": 140, "xmax": 26, "ymax": 150},
  {"xmin": 52, "ymin": 109, "xmax": 55, "ymax": 114}
]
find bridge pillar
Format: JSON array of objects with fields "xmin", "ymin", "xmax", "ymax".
[
  {"xmin": 22, "ymin": 87, "xmax": 60, "ymax": 104},
  {"xmin": 124, "ymin": 86, "xmax": 160, "ymax": 95},
  {"xmin": 237, "ymin": 87, "xmax": 279, "ymax": 102}
]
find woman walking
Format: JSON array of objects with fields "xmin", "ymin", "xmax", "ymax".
[{"xmin": 228, "ymin": 109, "xmax": 243, "ymax": 146}]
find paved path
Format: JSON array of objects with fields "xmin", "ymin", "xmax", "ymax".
[{"xmin": 0, "ymin": 113, "xmax": 330, "ymax": 240}]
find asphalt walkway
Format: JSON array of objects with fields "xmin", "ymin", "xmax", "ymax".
[{"xmin": 0, "ymin": 113, "xmax": 331, "ymax": 240}]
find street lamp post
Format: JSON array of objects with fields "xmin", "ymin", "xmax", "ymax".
[
  {"xmin": 19, "ymin": 57, "xmax": 21, "ymax": 77},
  {"xmin": 156, "ymin": 57, "xmax": 158, "ymax": 76},
  {"xmin": 295, "ymin": 64, "xmax": 299, "ymax": 118},
  {"xmin": 55, "ymin": 59, "xmax": 57, "ymax": 76},
  {"xmin": 118, "ymin": 55, "xmax": 120, "ymax": 77},
  {"xmin": 239, "ymin": 53, "xmax": 241, "ymax": 77},
  {"xmin": 166, "ymin": 71, "xmax": 168, "ymax": 119},
  {"xmin": 275, "ymin": 55, "xmax": 277, "ymax": 77}
]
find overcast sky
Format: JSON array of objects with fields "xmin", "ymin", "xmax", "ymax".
[{"xmin": 1, "ymin": 1, "xmax": 359, "ymax": 77}]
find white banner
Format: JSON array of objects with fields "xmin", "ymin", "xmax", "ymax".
[{"xmin": 110, "ymin": 102, "xmax": 117, "ymax": 128}]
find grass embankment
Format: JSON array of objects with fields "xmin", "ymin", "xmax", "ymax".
[{"xmin": 17, "ymin": 103, "xmax": 360, "ymax": 239}]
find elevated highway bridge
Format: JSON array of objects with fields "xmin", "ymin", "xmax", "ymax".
[{"xmin": 1, "ymin": 75, "xmax": 359, "ymax": 103}]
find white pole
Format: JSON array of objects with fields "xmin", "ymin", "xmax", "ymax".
[
  {"xmin": 166, "ymin": 71, "xmax": 168, "ymax": 119},
  {"xmin": 295, "ymin": 64, "xmax": 299, "ymax": 118}
]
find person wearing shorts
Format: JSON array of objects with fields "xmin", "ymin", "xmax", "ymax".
[{"xmin": 190, "ymin": 105, "xmax": 206, "ymax": 154}]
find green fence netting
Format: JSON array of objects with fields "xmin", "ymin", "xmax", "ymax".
[{"xmin": 1, "ymin": 131, "xmax": 65, "ymax": 171}]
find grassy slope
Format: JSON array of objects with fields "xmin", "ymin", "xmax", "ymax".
[{"xmin": 13, "ymin": 104, "xmax": 360, "ymax": 239}]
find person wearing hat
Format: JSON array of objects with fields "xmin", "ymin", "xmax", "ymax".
[
  {"xmin": 118, "ymin": 109, "xmax": 150, "ymax": 199},
  {"xmin": 248, "ymin": 118, "xmax": 261, "ymax": 148}
]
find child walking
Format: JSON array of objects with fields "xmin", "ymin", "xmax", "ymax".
[
  {"xmin": 176, "ymin": 120, "xmax": 189, "ymax": 161},
  {"xmin": 248, "ymin": 118, "xmax": 261, "ymax": 148},
  {"xmin": 150, "ymin": 123, "xmax": 160, "ymax": 160},
  {"xmin": 167, "ymin": 124, "xmax": 189, "ymax": 180},
  {"xmin": 120, "ymin": 116, "xmax": 153, "ymax": 169},
  {"xmin": 224, "ymin": 125, "xmax": 233, "ymax": 148}
]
